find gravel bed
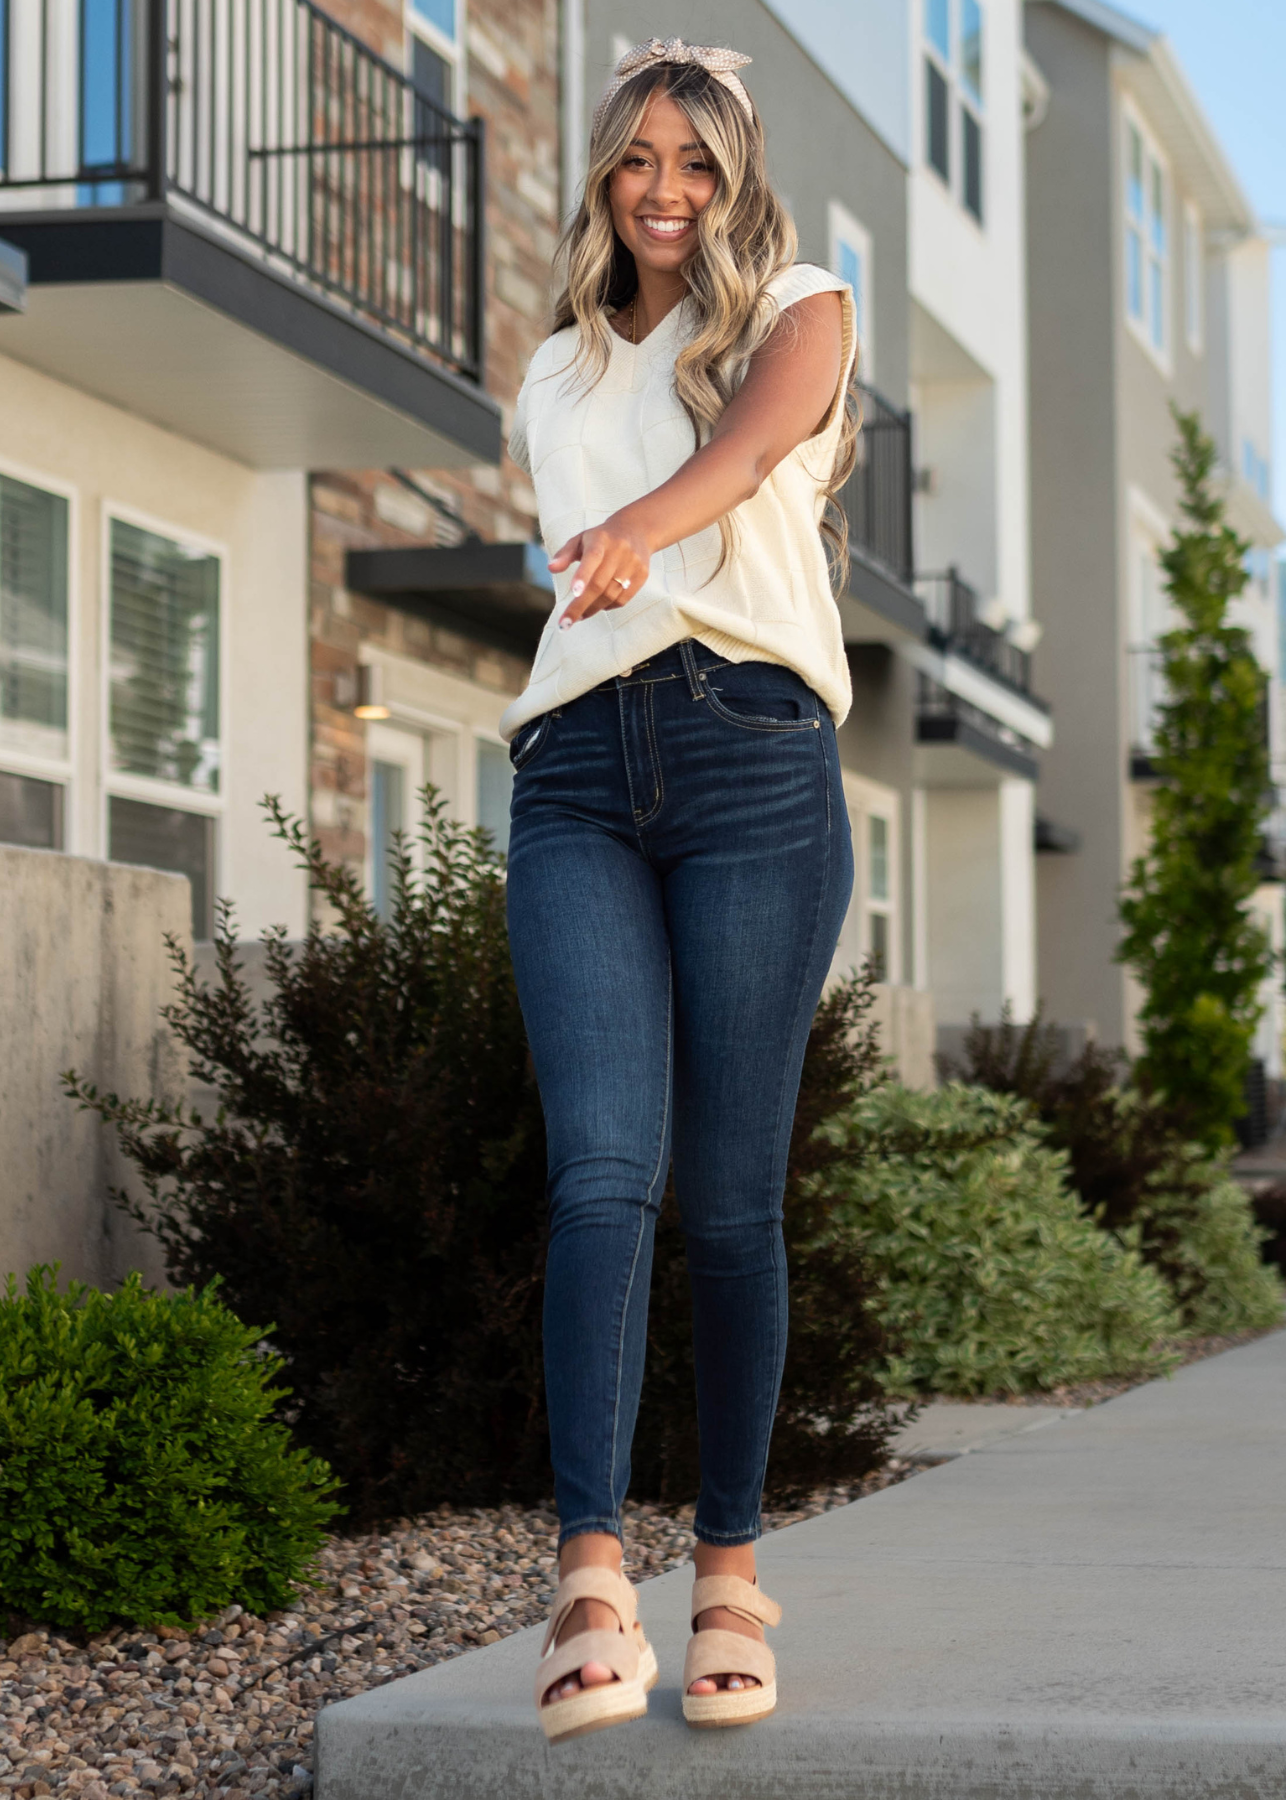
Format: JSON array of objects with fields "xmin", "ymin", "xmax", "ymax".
[{"xmin": 0, "ymin": 1465, "xmax": 914, "ymax": 1800}]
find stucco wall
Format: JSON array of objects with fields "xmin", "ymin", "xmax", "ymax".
[
  {"xmin": 1025, "ymin": 4, "xmax": 1126, "ymax": 1042},
  {"xmin": 0, "ymin": 349, "xmax": 310, "ymax": 939},
  {"xmin": 0, "ymin": 846, "xmax": 189, "ymax": 1291}
]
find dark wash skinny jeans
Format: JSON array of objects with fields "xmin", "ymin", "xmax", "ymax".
[{"xmin": 506, "ymin": 641, "xmax": 853, "ymax": 1548}]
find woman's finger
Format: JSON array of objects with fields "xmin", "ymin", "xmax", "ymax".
[
  {"xmin": 546, "ymin": 533, "xmax": 584, "ymax": 573},
  {"xmin": 560, "ymin": 541, "xmax": 609, "ymax": 626},
  {"xmin": 577, "ymin": 552, "xmax": 646, "ymax": 619}
]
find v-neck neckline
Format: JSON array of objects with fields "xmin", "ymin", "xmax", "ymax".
[{"xmin": 606, "ymin": 296, "xmax": 688, "ymax": 356}]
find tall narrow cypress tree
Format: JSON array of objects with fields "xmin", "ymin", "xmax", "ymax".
[{"xmin": 1117, "ymin": 407, "xmax": 1273, "ymax": 1148}]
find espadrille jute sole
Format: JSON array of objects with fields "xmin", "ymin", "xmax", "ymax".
[
  {"xmin": 682, "ymin": 1675, "xmax": 777, "ymax": 1729},
  {"xmin": 540, "ymin": 1643, "xmax": 658, "ymax": 1744}
]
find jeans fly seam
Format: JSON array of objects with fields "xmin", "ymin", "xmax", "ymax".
[{"xmin": 634, "ymin": 682, "xmax": 664, "ymax": 826}]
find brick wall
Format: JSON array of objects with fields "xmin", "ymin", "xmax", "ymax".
[{"xmin": 308, "ymin": 0, "xmax": 560, "ymax": 882}]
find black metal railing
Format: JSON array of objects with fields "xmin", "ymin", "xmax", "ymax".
[
  {"xmin": 0, "ymin": 0, "xmax": 484, "ymax": 379},
  {"xmin": 915, "ymin": 672, "xmax": 1038, "ymax": 761},
  {"xmin": 840, "ymin": 382, "xmax": 914, "ymax": 585},
  {"xmin": 917, "ymin": 566, "xmax": 1034, "ymax": 695}
]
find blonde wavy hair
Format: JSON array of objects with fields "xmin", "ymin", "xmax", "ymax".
[{"xmin": 550, "ymin": 60, "xmax": 859, "ymax": 589}]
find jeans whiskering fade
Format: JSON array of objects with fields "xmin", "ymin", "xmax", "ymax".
[{"xmin": 505, "ymin": 640, "xmax": 853, "ymax": 1548}]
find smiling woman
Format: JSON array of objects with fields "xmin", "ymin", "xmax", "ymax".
[{"xmin": 499, "ymin": 39, "xmax": 860, "ymax": 1745}]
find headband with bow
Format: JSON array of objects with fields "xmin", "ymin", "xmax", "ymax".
[{"xmin": 590, "ymin": 37, "xmax": 755, "ymax": 138}]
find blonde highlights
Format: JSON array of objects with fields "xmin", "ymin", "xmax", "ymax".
[{"xmin": 551, "ymin": 62, "xmax": 859, "ymax": 588}]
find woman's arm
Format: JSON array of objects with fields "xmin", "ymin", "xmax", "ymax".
[{"xmin": 550, "ymin": 290, "xmax": 845, "ymax": 628}]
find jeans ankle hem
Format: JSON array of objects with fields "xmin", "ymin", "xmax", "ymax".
[
  {"xmin": 692, "ymin": 1522, "xmax": 761, "ymax": 1547},
  {"xmin": 557, "ymin": 1517, "xmax": 624, "ymax": 1551}
]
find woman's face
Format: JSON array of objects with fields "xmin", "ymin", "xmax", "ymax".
[{"xmin": 608, "ymin": 92, "xmax": 718, "ymax": 278}]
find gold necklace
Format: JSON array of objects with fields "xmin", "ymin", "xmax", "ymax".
[{"xmin": 630, "ymin": 293, "xmax": 637, "ymax": 345}]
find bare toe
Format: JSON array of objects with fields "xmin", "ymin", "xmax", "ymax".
[{"xmin": 578, "ymin": 1659, "xmax": 615, "ymax": 1689}]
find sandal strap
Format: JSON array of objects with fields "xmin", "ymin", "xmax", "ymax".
[
  {"xmin": 535, "ymin": 1625, "xmax": 641, "ymax": 1705},
  {"xmin": 683, "ymin": 1627, "xmax": 776, "ymax": 1691},
  {"xmin": 691, "ymin": 1574, "xmax": 782, "ymax": 1630},
  {"xmin": 540, "ymin": 1566, "xmax": 638, "ymax": 1655}
]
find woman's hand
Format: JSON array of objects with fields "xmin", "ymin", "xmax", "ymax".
[{"xmin": 549, "ymin": 512, "xmax": 652, "ymax": 629}]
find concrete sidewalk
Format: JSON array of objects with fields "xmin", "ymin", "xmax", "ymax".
[{"xmin": 314, "ymin": 1330, "xmax": 1286, "ymax": 1799}]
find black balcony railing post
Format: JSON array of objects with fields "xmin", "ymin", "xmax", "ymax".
[
  {"xmin": 900, "ymin": 399, "xmax": 914, "ymax": 584},
  {"xmin": 146, "ymin": 0, "xmax": 168, "ymax": 199},
  {"xmin": 469, "ymin": 113, "xmax": 486, "ymax": 384}
]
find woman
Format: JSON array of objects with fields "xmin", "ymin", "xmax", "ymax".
[{"xmin": 502, "ymin": 37, "xmax": 858, "ymax": 1741}]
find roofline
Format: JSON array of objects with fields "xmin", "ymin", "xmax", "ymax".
[
  {"xmin": 1144, "ymin": 35, "xmax": 1256, "ymax": 233},
  {"xmin": 1031, "ymin": 0, "xmax": 1154, "ymax": 55},
  {"xmin": 1031, "ymin": 0, "xmax": 1257, "ymax": 234}
]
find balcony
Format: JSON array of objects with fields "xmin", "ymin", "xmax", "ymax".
[
  {"xmin": 917, "ymin": 567, "xmax": 1033, "ymax": 695},
  {"xmin": 0, "ymin": 0, "xmax": 500, "ymax": 468},
  {"xmin": 835, "ymin": 382, "xmax": 925, "ymax": 641}
]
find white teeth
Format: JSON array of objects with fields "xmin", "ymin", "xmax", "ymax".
[{"xmin": 641, "ymin": 218, "xmax": 691, "ymax": 234}]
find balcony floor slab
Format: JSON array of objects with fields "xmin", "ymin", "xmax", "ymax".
[
  {"xmin": 0, "ymin": 206, "xmax": 500, "ymax": 469},
  {"xmin": 314, "ymin": 1329, "xmax": 1286, "ymax": 1800}
]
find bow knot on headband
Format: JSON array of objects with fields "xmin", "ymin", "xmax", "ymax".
[{"xmin": 591, "ymin": 37, "xmax": 754, "ymax": 136}]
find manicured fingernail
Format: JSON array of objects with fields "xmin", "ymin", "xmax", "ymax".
[
  {"xmin": 571, "ymin": 580, "xmax": 584, "ymax": 597},
  {"xmin": 559, "ymin": 615, "xmax": 573, "ymax": 630}
]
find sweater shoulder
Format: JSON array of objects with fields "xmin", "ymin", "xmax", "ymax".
[{"xmin": 765, "ymin": 262, "xmax": 849, "ymax": 311}]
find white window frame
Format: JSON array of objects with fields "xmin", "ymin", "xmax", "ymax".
[
  {"xmin": 1183, "ymin": 198, "xmax": 1203, "ymax": 356},
  {"xmin": 827, "ymin": 199, "xmax": 874, "ymax": 381},
  {"xmin": 0, "ymin": 452, "xmax": 79, "ymax": 850},
  {"xmin": 405, "ymin": 0, "xmax": 467, "ymax": 116},
  {"xmin": 831, "ymin": 771, "xmax": 902, "ymax": 988},
  {"xmin": 99, "ymin": 501, "xmax": 229, "ymax": 890},
  {"xmin": 357, "ymin": 649, "xmax": 516, "ymax": 874},
  {"xmin": 1125, "ymin": 485, "xmax": 1172, "ymax": 758},
  {"xmin": 1123, "ymin": 99, "xmax": 1171, "ymax": 374},
  {"xmin": 919, "ymin": 0, "xmax": 985, "ymax": 229}
]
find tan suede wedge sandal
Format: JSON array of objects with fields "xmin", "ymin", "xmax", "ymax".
[
  {"xmin": 534, "ymin": 1566, "xmax": 658, "ymax": 1744},
  {"xmin": 681, "ymin": 1574, "xmax": 782, "ymax": 1729}
]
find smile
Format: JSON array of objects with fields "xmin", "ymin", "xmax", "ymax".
[{"xmin": 638, "ymin": 216, "xmax": 695, "ymax": 238}]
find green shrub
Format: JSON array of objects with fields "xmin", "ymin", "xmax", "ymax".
[
  {"xmin": 68, "ymin": 797, "xmax": 900, "ymax": 1520},
  {"xmin": 943, "ymin": 1008, "xmax": 1284, "ymax": 1335},
  {"xmin": 820, "ymin": 1084, "xmax": 1180, "ymax": 1396},
  {"xmin": 0, "ymin": 1267, "xmax": 338, "ymax": 1633}
]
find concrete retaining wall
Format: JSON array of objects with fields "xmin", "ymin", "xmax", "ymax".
[
  {"xmin": 871, "ymin": 983, "xmax": 937, "ymax": 1089},
  {"xmin": 1, "ymin": 845, "xmax": 190, "ymax": 1291}
]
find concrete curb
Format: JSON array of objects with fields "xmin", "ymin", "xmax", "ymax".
[{"xmin": 315, "ymin": 1330, "xmax": 1286, "ymax": 1799}]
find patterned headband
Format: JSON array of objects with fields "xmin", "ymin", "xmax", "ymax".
[{"xmin": 590, "ymin": 37, "xmax": 755, "ymax": 138}]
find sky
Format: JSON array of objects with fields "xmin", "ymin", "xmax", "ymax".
[{"xmin": 1130, "ymin": 0, "xmax": 1286, "ymax": 526}]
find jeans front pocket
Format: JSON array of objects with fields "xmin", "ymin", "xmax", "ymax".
[
  {"xmin": 509, "ymin": 712, "xmax": 552, "ymax": 771},
  {"xmin": 698, "ymin": 664, "xmax": 822, "ymax": 733}
]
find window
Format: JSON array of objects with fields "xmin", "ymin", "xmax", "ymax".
[
  {"xmin": 371, "ymin": 759, "xmax": 405, "ymax": 922},
  {"xmin": 866, "ymin": 814, "xmax": 892, "ymax": 980},
  {"xmin": 0, "ymin": 769, "xmax": 63, "ymax": 849},
  {"xmin": 830, "ymin": 778, "xmax": 900, "ymax": 988},
  {"xmin": 407, "ymin": 0, "xmax": 462, "ymax": 116},
  {"xmin": 107, "ymin": 517, "xmax": 222, "ymax": 936},
  {"xmin": 1183, "ymin": 201, "xmax": 1203, "ymax": 354},
  {"xmin": 1124, "ymin": 110, "xmax": 1169, "ymax": 363},
  {"xmin": 109, "ymin": 519, "xmax": 220, "ymax": 791},
  {"xmin": 923, "ymin": 0, "xmax": 983, "ymax": 223},
  {"xmin": 108, "ymin": 798, "xmax": 215, "ymax": 939},
  {"xmin": 1, "ymin": 473, "xmax": 69, "ymax": 766},
  {"xmin": 1243, "ymin": 438, "xmax": 1270, "ymax": 502},
  {"xmin": 476, "ymin": 738, "xmax": 513, "ymax": 855},
  {"xmin": 828, "ymin": 200, "xmax": 873, "ymax": 378}
]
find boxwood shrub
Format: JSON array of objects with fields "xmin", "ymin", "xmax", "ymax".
[
  {"xmin": 0, "ymin": 1267, "xmax": 339, "ymax": 1632},
  {"xmin": 820, "ymin": 1084, "xmax": 1181, "ymax": 1396}
]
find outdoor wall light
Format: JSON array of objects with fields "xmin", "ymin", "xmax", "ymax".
[{"xmin": 354, "ymin": 664, "xmax": 391, "ymax": 720}]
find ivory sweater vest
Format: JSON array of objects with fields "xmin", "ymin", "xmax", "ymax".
[{"xmin": 500, "ymin": 262, "xmax": 857, "ymax": 740}]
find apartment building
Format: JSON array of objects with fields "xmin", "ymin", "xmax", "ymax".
[
  {"xmin": 560, "ymin": 0, "xmax": 1051, "ymax": 1055},
  {"xmin": 0, "ymin": 0, "xmax": 500, "ymax": 940},
  {"xmin": 1024, "ymin": 0, "xmax": 1284, "ymax": 1079}
]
